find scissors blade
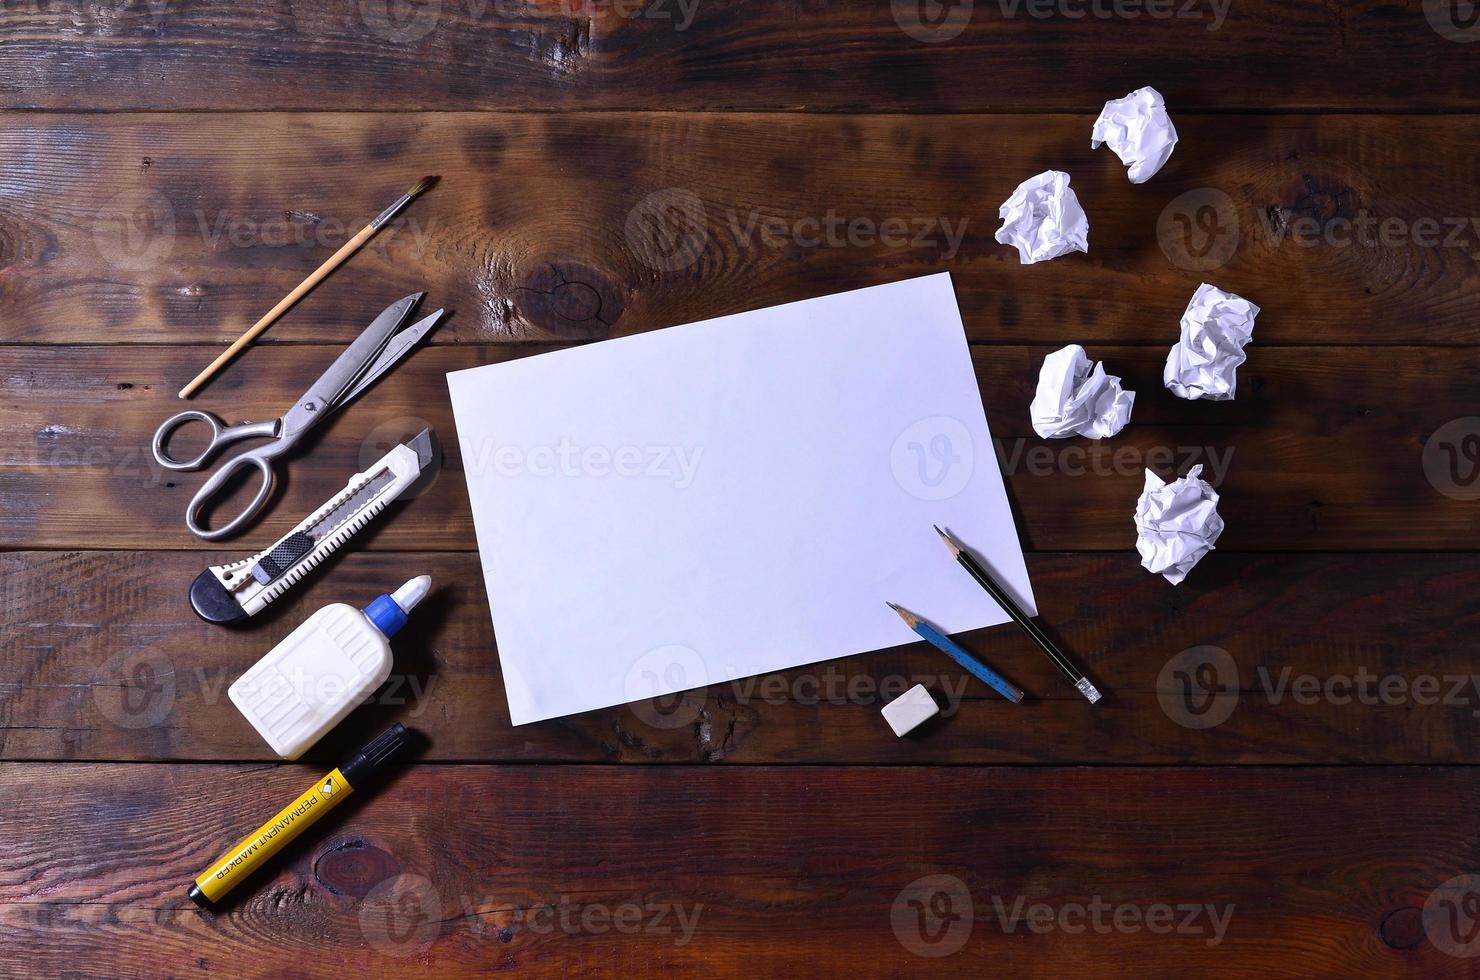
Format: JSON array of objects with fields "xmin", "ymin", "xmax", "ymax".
[
  {"xmin": 340, "ymin": 308, "xmax": 445, "ymax": 407},
  {"xmin": 280, "ymin": 294, "xmax": 422, "ymax": 440}
]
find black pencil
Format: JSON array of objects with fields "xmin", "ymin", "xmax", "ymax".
[{"xmin": 933, "ymin": 525, "xmax": 1101, "ymax": 704}]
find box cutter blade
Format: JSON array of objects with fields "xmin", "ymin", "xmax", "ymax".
[{"xmin": 188, "ymin": 429, "xmax": 438, "ymax": 625}]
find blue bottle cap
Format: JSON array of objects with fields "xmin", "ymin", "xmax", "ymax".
[
  {"xmin": 361, "ymin": 575, "xmax": 432, "ymax": 639},
  {"xmin": 364, "ymin": 594, "xmax": 408, "ymax": 638}
]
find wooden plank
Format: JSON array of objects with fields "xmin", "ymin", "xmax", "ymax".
[
  {"xmin": 5, "ymin": 112, "xmax": 1480, "ymax": 347},
  {"xmin": 1, "ymin": 1, "xmax": 1477, "ymax": 112},
  {"xmin": 5, "ymin": 550, "xmax": 1478, "ymax": 764},
  {"xmin": 1, "ymin": 344, "xmax": 1475, "ymax": 552},
  {"xmin": 1, "ymin": 763, "xmax": 1475, "ymax": 974}
]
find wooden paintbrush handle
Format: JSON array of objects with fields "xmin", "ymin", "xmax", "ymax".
[{"xmin": 176, "ymin": 221, "xmax": 377, "ymax": 399}]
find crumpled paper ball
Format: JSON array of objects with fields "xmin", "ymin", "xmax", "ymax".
[
  {"xmin": 1164, "ymin": 283, "xmax": 1260, "ymax": 401},
  {"xmin": 1134, "ymin": 465, "xmax": 1225, "ymax": 585},
  {"xmin": 1029, "ymin": 344, "xmax": 1135, "ymax": 439},
  {"xmin": 994, "ymin": 170, "xmax": 1089, "ymax": 265},
  {"xmin": 1091, "ymin": 86, "xmax": 1178, "ymax": 184}
]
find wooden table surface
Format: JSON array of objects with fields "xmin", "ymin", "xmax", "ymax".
[{"xmin": 4, "ymin": 3, "xmax": 1480, "ymax": 976}]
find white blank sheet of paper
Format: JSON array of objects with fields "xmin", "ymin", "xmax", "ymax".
[{"xmin": 446, "ymin": 272, "xmax": 1034, "ymax": 725}]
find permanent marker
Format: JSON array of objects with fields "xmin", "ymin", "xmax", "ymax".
[{"xmin": 187, "ymin": 723, "xmax": 411, "ymax": 909}]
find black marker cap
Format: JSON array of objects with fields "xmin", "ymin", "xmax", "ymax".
[{"xmin": 339, "ymin": 723, "xmax": 413, "ymax": 788}]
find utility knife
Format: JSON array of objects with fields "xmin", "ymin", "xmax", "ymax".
[{"xmin": 189, "ymin": 428, "xmax": 438, "ymax": 625}]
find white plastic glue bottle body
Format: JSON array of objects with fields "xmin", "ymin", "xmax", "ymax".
[{"xmin": 229, "ymin": 575, "xmax": 432, "ymax": 760}]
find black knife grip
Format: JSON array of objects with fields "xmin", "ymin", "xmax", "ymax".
[{"xmin": 251, "ymin": 531, "xmax": 316, "ymax": 585}]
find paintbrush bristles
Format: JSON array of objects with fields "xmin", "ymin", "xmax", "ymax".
[
  {"xmin": 933, "ymin": 524, "xmax": 962, "ymax": 556},
  {"xmin": 405, "ymin": 175, "xmax": 439, "ymax": 199}
]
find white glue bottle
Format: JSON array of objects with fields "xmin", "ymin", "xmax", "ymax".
[{"xmin": 229, "ymin": 575, "xmax": 432, "ymax": 760}]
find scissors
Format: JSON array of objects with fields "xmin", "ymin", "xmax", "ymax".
[{"xmin": 153, "ymin": 293, "xmax": 445, "ymax": 541}]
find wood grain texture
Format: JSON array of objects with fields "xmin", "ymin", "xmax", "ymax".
[
  {"xmin": 3, "ymin": 764, "xmax": 1477, "ymax": 975},
  {"xmin": 5, "ymin": 550, "xmax": 1478, "ymax": 764},
  {"xmin": 1, "ymin": 1, "xmax": 1477, "ymax": 112},
  {"xmin": 3, "ymin": 6, "xmax": 1479, "ymax": 974},
  {"xmin": 5, "ymin": 112, "xmax": 1480, "ymax": 347},
  {"xmin": 1, "ymin": 344, "xmax": 1473, "ymax": 552}
]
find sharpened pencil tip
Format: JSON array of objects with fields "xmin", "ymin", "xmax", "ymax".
[
  {"xmin": 406, "ymin": 175, "xmax": 439, "ymax": 198},
  {"xmin": 885, "ymin": 601, "xmax": 920, "ymax": 628},
  {"xmin": 933, "ymin": 524, "xmax": 961, "ymax": 555}
]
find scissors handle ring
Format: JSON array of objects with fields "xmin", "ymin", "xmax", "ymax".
[
  {"xmin": 153, "ymin": 411, "xmax": 279, "ymax": 471},
  {"xmin": 185, "ymin": 451, "xmax": 277, "ymax": 541},
  {"xmin": 153, "ymin": 410, "xmax": 223, "ymax": 471}
]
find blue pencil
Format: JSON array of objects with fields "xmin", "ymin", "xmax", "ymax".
[{"xmin": 887, "ymin": 602, "xmax": 1024, "ymax": 703}]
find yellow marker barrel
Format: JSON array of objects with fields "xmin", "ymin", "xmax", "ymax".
[
  {"xmin": 189, "ymin": 767, "xmax": 354, "ymax": 907},
  {"xmin": 187, "ymin": 724, "xmax": 410, "ymax": 909}
]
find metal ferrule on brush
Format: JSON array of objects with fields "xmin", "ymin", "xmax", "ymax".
[
  {"xmin": 370, "ymin": 176, "xmax": 436, "ymax": 230},
  {"xmin": 370, "ymin": 194, "xmax": 413, "ymax": 230}
]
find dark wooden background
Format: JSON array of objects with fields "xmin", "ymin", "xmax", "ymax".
[{"xmin": 3, "ymin": 1, "xmax": 1480, "ymax": 975}]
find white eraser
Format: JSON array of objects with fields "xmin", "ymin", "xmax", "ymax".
[{"xmin": 881, "ymin": 684, "xmax": 940, "ymax": 737}]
